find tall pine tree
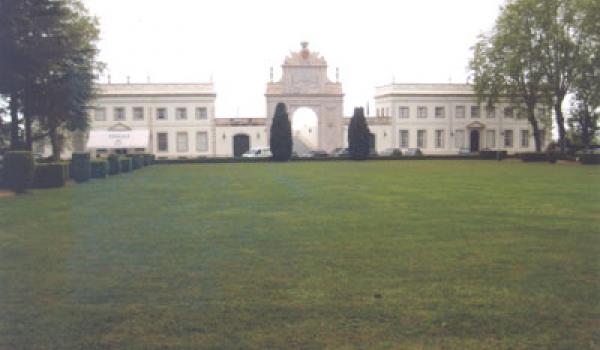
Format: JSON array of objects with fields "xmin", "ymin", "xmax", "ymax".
[
  {"xmin": 348, "ymin": 107, "xmax": 370, "ymax": 160},
  {"xmin": 269, "ymin": 102, "xmax": 292, "ymax": 161}
]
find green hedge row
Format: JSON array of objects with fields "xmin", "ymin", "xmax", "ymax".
[
  {"xmin": 4, "ymin": 151, "xmax": 35, "ymax": 193},
  {"xmin": 480, "ymin": 150, "xmax": 507, "ymax": 160},
  {"xmin": 34, "ymin": 162, "xmax": 69, "ymax": 188},
  {"xmin": 91, "ymin": 160, "xmax": 108, "ymax": 178},
  {"xmin": 519, "ymin": 152, "xmax": 558, "ymax": 163},
  {"xmin": 579, "ymin": 153, "xmax": 600, "ymax": 165}
]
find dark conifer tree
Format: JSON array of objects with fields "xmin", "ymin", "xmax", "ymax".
[
  {"xmin": 348, "ymin": 107, "xmax": 370, "ymax": 160},
  {"xmin": 269, "ymin": 102, "xmax": 292, "ymax": 161}
]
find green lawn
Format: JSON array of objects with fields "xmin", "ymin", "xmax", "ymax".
[{"xmin": 0, "ymin": 160, "xmax": 599, "ymax": 349}]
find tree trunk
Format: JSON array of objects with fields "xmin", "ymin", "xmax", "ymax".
[
  {"xmin": 9, "ymin": 92, "xmax": 20, "ymax": 149},
  {"xmin": 24, "ymin": 112, "xmax": 32, "ymax": 151},
  {"xmin": 581, "ymin": 108, "xmax": 591, "ymax": 150},
  {"xmin": 554, "ymin": 102, "xmax": 566, "ymax": 154},
  {"xmin": 49, "ymin": 126, "xmax": 61, "ymax": 161},
  {"xmin": 527, "ymin": 105, "xmax": 542, "ymax": 152}
]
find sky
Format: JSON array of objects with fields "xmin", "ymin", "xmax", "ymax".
[{"xmin": 85, "ymin": 0, "xmax": 506, "ymax": 118}]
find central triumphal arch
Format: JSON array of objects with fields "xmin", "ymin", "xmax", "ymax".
[{"xmin": 265, "ymin": 42, "xmax": 344, "ymax": 152}]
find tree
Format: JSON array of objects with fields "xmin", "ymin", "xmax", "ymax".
[
  {"xmin": 348, "ymin": 107, "xmax": 370, "ymax": 160},
  {"xmin": 269, "ymin": 102, "xmax": 292, "ymax": 161},
  {"xmin": 470, "ymin": 0, "xmax": 552, "ymax": 152}
]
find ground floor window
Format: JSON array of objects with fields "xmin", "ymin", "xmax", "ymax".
[
  {"xmin": 399, "ymin": 130, "xmax": 409, "ymax": 148},
  {"xmin": 177, "ymin": 132, "xmax": 188, "ymax": 153},
  {"xmin": 486, "ymin": 130, "xmax": 496, "ymax": 148},
  {"xmin": 157, "ymin": 132, "xmax": 168, "ymax": 152},
  {"xmin": 196, "ymin": 132, "xmax": 208, "ymax": 152},
  {"xmin": 504, "ymin": 130, "xmax": 513, "ymax": 148},
  {"xmin": 435, "ymin": 130, "xmax": 444, "ymax": 148},
  {"xmin": 417, "ymin": 130, "xmax": 427, "ymax": 148},
  {"xmin": 455, "ymin": 130, "xmax": 465, "ymax": 148},
  {"xmin": 521, "ymin": 130, "xmax": 530, "ymax": 148}
]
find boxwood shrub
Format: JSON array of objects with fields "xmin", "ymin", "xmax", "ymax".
[
  {"xmin": 480, "ymin": 150, "xmax": 507, "ymax": 160},
  {"xmin": 127, "ymin": 154, "xmax": 144, "ymax": 170},
  {"xmin": 143, "ymin": 154, "xmax": 154, "ymax": 166},
  {"xmin": 107, "ymin": 154, "xmax": 121, "ymax": 175},
  {"xmin": 4, "ymin": 151, "xmax": 34, "ymax": 193},
  {"xmin": 91, "ymin": 160, "xmax": 108, "ymax": 178},
  {"xmin": 120, "ymin": 157, "xmax": 132, "ymax": 173},
  {"xmin": 71, "ymin": 152, "xmax": 91, "ymax": 182},
  {"xmin": 34, "ymin": 163, "xmax": 67, "ymax": 188},
  {"xmin": 579, "ymin": 153, "xmax": 600, "ymax": 165}
]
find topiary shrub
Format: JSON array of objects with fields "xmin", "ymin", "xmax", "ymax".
[
  {"xmin": 127, "ymin": 154, "xmax": 143, "ymax": 169},
  {"xmin": 269, "ymin": 102, "xmax": 292, "ymax": 161},
  {"xmin": 107, "ymin": 154, "xmax": 121, "ymax": 175},
  {"xmin": 120, "ymin": 157, "xmax": 132, "ymax": 173},
  {"xmin": 71, "ymin": 152, "xmax": 91, "ymax": 182},
  {"xmin": 143, "ymin": 154, "xmax": 152, "ymax": 166},
  {"xmin": 34, "ymin": 163, "xmax": 66, "ymax": 188},
  {"xmin": 348, "ymin": 107, "xmax": 371, "ymax": 160},
  {"xmin": 519, "ymin": 152, "xmax": 548, "ymax": 162},
  {"xmin": 91, "ymin": 160, "xmax": 108, "ymax": 178},
  {"xmin": 579, "ymin": 153, "xmax": 600, "ymax": 165},
  {"xmin": 4, "ymin": 151, "xmax": 35, "ymax": 193}
]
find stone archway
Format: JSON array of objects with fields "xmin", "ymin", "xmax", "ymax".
[{"xmin": 265, "ymin": 42, "xmax": 344, "ymax": 152}]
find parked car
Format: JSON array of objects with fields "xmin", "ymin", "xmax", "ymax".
[
  {"xmin": 332, "ymin": 148, "xmax": 350, "ymax": 157},
  {"xmin": 404, "ymin": 148, "xmax": 423, "ymax": 156},
  {"xmin": 307, "ymin": 150, "xmax": 328, "ymax": 158},
  {"xmin": 380, "ymin": 148, "xmax": 402, "ymax": 157},
  {"xmin": 242, "ymin": 147, "xmax": 272, "ymax": 158}
]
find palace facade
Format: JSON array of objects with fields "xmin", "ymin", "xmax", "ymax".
[{"xmin": 34, "ymin": 43, "xmax": 545, "ymax": 158}]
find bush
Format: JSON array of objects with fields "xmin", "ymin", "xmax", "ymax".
[
  {"xmin": 120, "ymin": 157, "xmax": 132, "ymax": 172},
  {"xmin": 480, "ymin": 150, "xmax": 507, "ymax": 160},
  {"xmin": 519, "ymin": 152, "xmax": 549, "ymax": 162},
  {"xmin": 127, "ymin": 154, "xmax": 144, "ymax": 169},
  {"xmin": 107, "ymin": 154, "xmax": 121, "ymax": 175},
  {"xmin": 71, "ymin": 152, "xmax": 91, "ymax": 182},
  {"xmin": 269, "ymin": 102, "xmax": 292, "ymax": 161},
  {"xmin": 348, "ymin": 107, "xmax": 371, "ymax": 160},
  {"xmin": 91, "ymin": 160, "xmax": 108, "ymax": 178},
  {"xmin": 579, "ymin": 153, "xmax": 600, "ymax": 165},
  {"xmin": 34, "ymin": 163, "xmax": 67, "ymax": 188},
  {"xmin": 4, "ymin": 151, "xmax": 34, "ymax": 193},
  {"xmin": 143, "ymin": 154, "xmax": 153, "ymax": 166}
]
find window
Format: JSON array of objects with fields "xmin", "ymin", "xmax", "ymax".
[
  {"xmin": 399, "ymin": 107, "xmax": 409, "ymax": 119},
  {"xmin": 504, "ymin": 107, "xmax": 514, "ymax": 118},
  {"xmin": 176, "ymin": 108, "xmax": 187, "ymax": 120},
  {"xmin": 435, "ymin": 107, "xmax": 445, "ymax": 118},
  {"xmin": 486, "ymin": 130, "xmax": 496, "ymax": 148},
  {"xmin": 176, "ymin": 132, "xmax": 188, "ymax": 152},
  {"xmin": 157, "ymin": 108, "xmax": 168, "ymax": 120},
  {"xmin": 417, "ymin": 107, "xmax": 427, "ymax": 118},
  {"xmin": 471, "ymin": 106, "xmax": 481, "ymax": 118},
  {"xmin": 114, "ymin": 107, "xmax": 125, "ymax": 121},
  {"xmin": 521, "ymin": 130, "xmax": 530, "ymax": 148},
  {"xmin": 486, "ymin": 106, "xmax": 496, "ymax": 118},
  {"xmin": 417, "ymin": 130, "xmax": 427, "ymax": 148},
  {"xmin": 435, "ymin": 130, "xmax": 444, "ymax": 148},
  {"xmin": 133, "ymin": 107, "xmax": 144, "ymax": 121},
  {"xmin": 157, "ymin": 132, "xmax": 168, "ymax": 152},
  {"xmin": 196, "ymin": 107, "xmax": 208, "ymax": 120},
  {"xmin": 504, "ymin": 130, "xmax": 513, "ymax": 148},
  {"xmin": 455, "ymin": 106, "xmax": 465, "ymax": 118},
  {"xmin": 455, "ymin": 130, "xmax": 465, "ymax": 148},
  {"xmin": 399, "ymin": 130, "xmax": 409, "ymax": 148},
  {"xmin": 94, "ymin": 108, "xmax": 106, "ymax": 121},
  {"xmin": 196, "ymin": 132, "xmax": 209, "ymax": 152}
]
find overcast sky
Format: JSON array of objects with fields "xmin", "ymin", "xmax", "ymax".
[{"xmin": 85, "ymin": 0, "xmax": 506, "ymax": 118}]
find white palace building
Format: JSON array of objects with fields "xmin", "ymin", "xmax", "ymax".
[{"xmin": 35, "ymin": 43, "xmax": 545, "ymax": 158}]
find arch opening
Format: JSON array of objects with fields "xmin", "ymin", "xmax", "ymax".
[{"xmin": 291, "ymin": 107, "xmax": 318, "ymax": 152}]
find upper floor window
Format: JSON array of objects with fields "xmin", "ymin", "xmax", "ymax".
[
  {"xmin": 94, "ymin": 108, "xmax": 106, "ymax": 121},
  {"xmin": 133, "ymin": 107, "xmax": 144, "ymax": 121},
  {"xmin": 486, "ymin": 106, "xmax": 496, "ymax": 118},
  {"xmin": 114, "ymin": 107, "xmax": 125, "ymax": 121},
  {"xmin": 176, "ymin": 108, "xmax": 187, "ymax": 120},
  {"xmin": 399, "ymin": 107, "xmax": 409, "ymax": 119},
  {"xmin": 435, "ymin": 107, "xmax": 445, "ymax": 118},
  {"xmin": 455, "ymin": 106, "xmax": 465, "ymax": 118},
  {"xmin": 417, "ymin": 107, "xmax": 427, "ymax": 118},
  {"xmin": 196, "ymin": 107, "xmax": 208, "ymax": 120},
  {"xmin": 471, "ymin": 106, "xmax": 481, "ymax": 119},
  {"xmin": 157, "ymin": 108, "xmax": 168, "ymax": 120},
  {"xmin": 504, "ymin": 107, "xmax": 514, "ymax": 118}
]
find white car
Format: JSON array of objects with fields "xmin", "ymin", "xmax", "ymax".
[{"xmin": 242, "ymin": 147, "xmax": 272, "ymax": 158}]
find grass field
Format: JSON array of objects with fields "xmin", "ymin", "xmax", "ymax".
[{"xmin": 0, "ymin": 160, "xmax": 599, "ymax": 349}]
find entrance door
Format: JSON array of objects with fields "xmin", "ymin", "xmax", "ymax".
[
  {"xmin": 470, "ymin": 130, "xmax": 480, "ymax": 152},
  {"xmin": 233, "ymin": 134, "xmax": 250, "ymax": 157}
]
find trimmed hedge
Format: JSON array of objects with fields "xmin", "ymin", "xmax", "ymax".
[
  {"xmin": 127, "ymin": 154, "xmax": 144, "ymax": 170},
  {"xmin": 34, "ymin": 163, "xmax": 67, "ymax": 188},
  {"xmin": 120, "ymin": 157, "xmax": 132, "ymax": 173},
  {"xmin": 519, "ymin": 152, "xmax": 549, "ymax": 162},
  {"xmin": 107, "ymin": 154, "xmax": 121, "ymax": 175},
  {"xmin": 579, "ymin": 153, "xmax": 600, "ymax": 165},
  {"xmin": 4, "ymin": 151, "xmax": 35, "ymax": 193},
  {"xmin": 91, "ymin": 160, "xmax": 108, "ymax": 178},
  {"xmin": 480, "ymin": 150, "xmax": 507, "ymax": 160},
  {"xmin": 71, "ymin": 152, "xmax": 91, "ymax": 182},
  {"xmin": 143, "ymin": 154, "xmax": 155, "ymax": 166}
]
